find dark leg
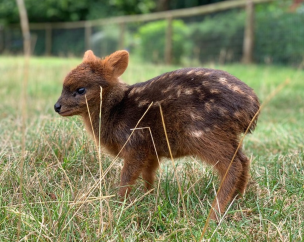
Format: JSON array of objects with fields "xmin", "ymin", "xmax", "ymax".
[
  {"xmin": 193, "ymin": 133, "xmax": 245, "ymax": 220},
  {"xmin": 210, "ymin": 158, "xmax": 242, "ymax": 221},
  {"xmin": 119, "ymin": 161, "xmax": 144, "ymax": 198},
  {"xmin": 234, "ymin": 151, "xmax": 250, "ymax": 197},
  {"xmin": 142, "ymin": 159, "xmax": 159, "ymax": 191}
]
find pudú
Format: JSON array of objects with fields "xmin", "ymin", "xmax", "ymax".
[{"xmin": 54, "ymin": 50, "xmax": 260, "ymax": 220}]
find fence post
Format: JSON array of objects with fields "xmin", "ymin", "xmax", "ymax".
[
  {"xmin": 119, "ymin": 22, "xmax": 125, "ymax": 50},
  {"xmin": 165, "ymin": 16, "xmax": 172, "ymax": 65},
  {"xmin": 85, "ymin": 22, "xmax": 92, "ymax": 50},
  {"xmin": 0, "ymin": 25, "xmax": 3, "ymax": 52},
  {"xmin": 45, "ymin": 24, "xmax": 52, "ymax": 56},
  {"xmin": 16, "ymin": 0, "xmax": 31, "ymax": 57},
  {"xmin": 242, "ymin": 0, "xmax": 254, "ymax": 64}
]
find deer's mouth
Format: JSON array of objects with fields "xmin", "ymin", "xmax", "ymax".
[{"xmin": 58, "ymin": 110, "xmax": 75, "ymax": 117}]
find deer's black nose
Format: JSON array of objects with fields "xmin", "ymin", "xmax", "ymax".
[{"xmin": 54, "ymin": 102, "xmax": 61, "ymax": 113}]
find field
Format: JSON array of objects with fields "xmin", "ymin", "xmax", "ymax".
[{"xmin": 0, "ymin": 56, "xmax": 304, "ymax": 241}]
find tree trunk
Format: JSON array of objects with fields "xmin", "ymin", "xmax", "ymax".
[{"xmin": 242, "ymin": 0, "xmax": 254, "ymax": 64}]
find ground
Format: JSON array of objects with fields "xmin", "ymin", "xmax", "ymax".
[{"xmin": 0, "ymin": 56, "xmax": 303, "ymax": 241}]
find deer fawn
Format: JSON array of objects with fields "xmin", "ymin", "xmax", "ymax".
[{"xmin": 54, "ymin": 50, "xmax": 260, "ymax": 220}]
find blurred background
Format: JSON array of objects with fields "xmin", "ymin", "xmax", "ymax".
[
  {"xmin": 1, "ymin": 1, "xmax": 304, "ymax": 240},
  {"xmin": 1, "ymin": 0, "xmax": 303, "ymax": 67}
]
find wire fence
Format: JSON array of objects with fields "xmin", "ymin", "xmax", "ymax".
[{"xmin": 1, "ymin": 0, "xmax": 304, "ymax": 66}]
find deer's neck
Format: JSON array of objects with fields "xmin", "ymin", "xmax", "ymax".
[{"xmin": 82, "ymin": 83, "xmax": 129, "ymax": 146}]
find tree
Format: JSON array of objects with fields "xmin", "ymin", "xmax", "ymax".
[{"xmin": 0, "ymin": 0, "xmax": 227, "ymax": 25}]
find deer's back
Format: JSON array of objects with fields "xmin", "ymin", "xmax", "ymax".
[{"xmin": 107, "ymin": 68, "xmax": 259, "ymax": 157}]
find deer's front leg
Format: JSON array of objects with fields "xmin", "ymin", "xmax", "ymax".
[{"xmin": 119, "ymin": 159, "xmax": 144, "ymax": 198}]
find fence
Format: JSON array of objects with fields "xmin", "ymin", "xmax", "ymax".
[{"xmin": 1, "ymin": 0, "xmax": 304, "ymax": 66}]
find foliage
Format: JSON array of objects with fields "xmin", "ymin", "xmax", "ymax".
[
  {"xmin": 255, "ymin": 9, "xmax": 304, "ymax": 65},
  {"xmin": 136, "ymin": 20, "xmax": 188, "ymax": 64},
  {"xmin": 1, "ymin": 1, "xmax": 303, "ymax": 66},
  {"xmin": 168, "ymin": 0, "xmax": 232, "ymax": 10},
  {"xmin": 255, "ymin": 0, "xmax": 294, "ymax": 13},
  {"xmin": 186, "ymin": 10, "xmax": 246, "ymax": 64},
  {"xmin": 110, "ymin": 0, "xmax": 156, "ymax": 15},
  {"xmin": 0, "ymin": 0, "xmax": 157, "ymax": 24},
  {"xmin": 91, "ymin": 25, "xmax": 121, "ymax": 57},
  {"xmin": 0, "ymin": 0, "xmax": 230, "ymax": 25},
  {"xmin": 184, "ymin": 5, "xmax": 304, "ymax": 65},
  {"xmin": 52, "ymin": 29, "xmax": 85, "ymax": 57},
  {"xmin": 0, "ymin": 0, "xmax": 228, "ymax": 25},
  {"xmin": 0, "ymin": 0, "xmax": 89, "ymax": 24}
]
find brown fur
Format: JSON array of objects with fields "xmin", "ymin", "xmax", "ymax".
[{"xmin": 54, "ymin": 50, "xmax": 260, "ymax": 220}]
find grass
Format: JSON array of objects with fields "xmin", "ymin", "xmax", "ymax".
[{"xmin": 0, "ymin": 56, "xmax": 304, "ymax": 241}]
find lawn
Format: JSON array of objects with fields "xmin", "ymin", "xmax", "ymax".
[{"xmin": 0, "ymin": 56, "xmax": 303, "ymax": 241}]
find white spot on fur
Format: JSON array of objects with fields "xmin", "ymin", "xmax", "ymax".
[
  {"xmin": 205, "ymin": 102, "xmax": 212, "ymax": 112},
  {"xmin": 202, "ymin": 81, "xmax": 209, "ymax": 86},
  {"xmin": 232, "ymin": 86, "xmax": 245, "ymax": 95},
  {"xmin": 191, "ymin": 130, "xmax": 204, "ymax": 137},
  {"xmin": 219, "ymin": 77, "xmax": 227, "ymax": 83},
  {"xmin": 129, "ymin": 86, "xmax": 146, "ymax": 96},
  {"xmin": 189, "ymin": 112, "xmax": 204, "ymax": 121},
  {"xmin": 138, "ymin": 100, "xmax": 150, "ymax": 107},
  {"xmin": 218, "ymin": 107, "xmax": 228, "ymax": 116},
  {"xmin": 195, "ymin": 70, "xmax": 204, "ymax": 75},
  {"xmin": 162, "ymin": 84, "xmax": 175, "ymax": 94},
  {"xmin": 169, "ymin": 72, "xmax": 175, "ymax": 77},
  {"xmin": 234, "ymin": 111, "xmax": 243, "ymax": 119},
  {"xmin": 177, "ymin": 89, "xmax": 182, "ymax": 97},
  {"xmin": 210, "ymin": 89, "xmax": 220, "ymax": 94},
  {"xmin": 187, "ymin": 70, "xmax": 195, "ymax": 75},
  {"xmin": 184, "ymin": 88, "xmax": 193, "ymax": 95},
  {"xmin": 248, "ymin": 95, "xmax": 255, "ymax": 102}
]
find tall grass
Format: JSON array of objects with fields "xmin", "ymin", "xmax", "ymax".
[{"xmin": 0, "ymin": 56, "xmax": 303, "ymax": 241}]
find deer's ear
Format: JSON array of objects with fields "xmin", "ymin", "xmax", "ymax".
[
  {"xmin": 83, "ymin": 50, "xmax": 97, "ymax": 62},
  {"xmin": 105, "ymin": 50, "xmax": 129, "ymax": 78}
]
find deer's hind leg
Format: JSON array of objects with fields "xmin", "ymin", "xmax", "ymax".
[
  {"xmin": 210, "ymin": 157, "xmax": 242, "ymax": 220},
  {"xmin": 196, "ymin": 138, "xmax": 243, "ymax": 221},
  {"xmin": 234, "ymin": 150, "xmax": 251, "ymax": 197}
]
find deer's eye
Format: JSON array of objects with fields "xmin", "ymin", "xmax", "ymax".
[{"xmin": 76, "ymin": 87, "xmax": 86, "ymax": 95}]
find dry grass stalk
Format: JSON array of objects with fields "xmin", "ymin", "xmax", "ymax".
[{"xmin": 16, "ymin": 0, "xmax": 31, "ymax": 238}]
